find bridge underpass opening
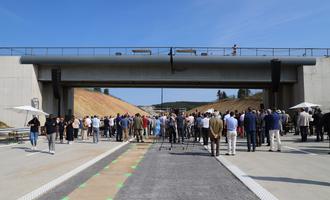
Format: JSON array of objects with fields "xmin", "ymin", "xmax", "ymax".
[{"xmin": 69, "ymin": 87, "xmax": 264, "ymax": 119}]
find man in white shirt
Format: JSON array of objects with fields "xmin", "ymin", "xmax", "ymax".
[
  {"xmin": 92, "ymin": 115, "xmax": 101, "ymax": 143},
  {"xmin": 202, "ymin": 114, "xmax": 210, "ymax": 145},
  {"xmin": 85, "ymin": 116, "xmax": 92, "ymax": 137},
  {"xmin": 298, "ymin": 108, "xmax": 310, "ymax": 142},
  {"xmin": 226, "ymin": 112, "xmax": 238, "ymax": 155},
  {"xmin": 109, "ymin": 116, "xmax": 115, "ymax": 137}
]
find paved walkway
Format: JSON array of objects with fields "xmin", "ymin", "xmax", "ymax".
[
  {"xmin": 219, "ymin": 134, "xmax": 330, "ymax": 200},
  {"xmin": 0, "ymin": 137, "xmax": 123, "ymax": 200}
]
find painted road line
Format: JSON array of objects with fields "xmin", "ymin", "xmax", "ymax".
[
  {"xmin": 0, "ymin": 143, "xmax": 19, "ymax": 148},
  {"xmin": 66, "ymin": 142, "xmax": 149, "ymax": 200},
  {"xmin": 26, "ymin": 148, "xmax": 49, "ymax": 156},
  {"xmin": 201, "ymin": 141, "xmax": 278, "ymax": 200},
  {"xmin": 17, "ymin": 141, "xmax": 130, "ymax": 200},
  {"xmin": 283, "ymin": 146, "xmax": 317, "ymax": 155}
]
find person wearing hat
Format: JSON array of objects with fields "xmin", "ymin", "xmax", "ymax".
[{"xmin": 209, "ymin": 112, "xmax": 223, "ymax": 156}]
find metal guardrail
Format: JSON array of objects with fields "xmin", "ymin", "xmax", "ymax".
[
  {"xmin": 0, "ymin": 128, "xmax": 30, "ymax": 144},
  {"xmin": 0, "ymin": 47, "xmax": 329, "ymax": 57}
]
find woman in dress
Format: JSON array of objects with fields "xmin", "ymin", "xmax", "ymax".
[
  {"xmin": 154, "ymin": 116, "xmax": 161, "ymax": 137},
  {"xmin": 66, "ymin": 118, "xmax": 74, "ymax": 144}
]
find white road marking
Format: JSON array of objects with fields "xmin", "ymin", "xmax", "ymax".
[
  {"xmin": 283, "ymin": 146, "xmax": 317, "ymax": 156},
  {"xmin": 0, "ymin": 143, "xmax": 18, "ymax": 148},
  {"xmin": 26, "ymin": 149, "xmax": 49, "ymax": 156}
]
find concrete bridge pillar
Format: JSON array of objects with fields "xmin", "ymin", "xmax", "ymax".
[{"xmin": 41, "ymin": 83, "xmax": 74, "ymax": 118}]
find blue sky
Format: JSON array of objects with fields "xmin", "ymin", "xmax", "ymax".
[{"xmin": 1, "ymin": 0, "xmax": 330, "ymax": 105}]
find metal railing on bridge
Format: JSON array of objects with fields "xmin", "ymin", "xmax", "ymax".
[{"xmin": 0, "ymin": 47, "xmax": 329, "ymax": 57}]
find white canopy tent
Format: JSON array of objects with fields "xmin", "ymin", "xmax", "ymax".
[
  {"xmin": 8, "ymin": 106, "xmax": 49, "ymax": 126},
  {"xmin": 289, "ymin": 102, "xmax": 321, "ymax": 109}
]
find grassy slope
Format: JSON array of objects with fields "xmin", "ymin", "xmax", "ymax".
[
  {"xmin": 74, "ymin": 88, "xmax": 149, "ymax": 117},
  {"xmin": 188, "ymin": 94, "xmax": 263, "ymax": 114}
]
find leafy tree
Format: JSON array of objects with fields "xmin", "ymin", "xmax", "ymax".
[
  {"xmin": 237, "ymin": 89, "xmax": 251, "ymax": 99},
  {"xmin": 94, "ymin": 87, "xmax": 102, "ymax": 92},
  {"xmin": 104, "ymin": 88, "xmax": 110, "ymax": 95}
]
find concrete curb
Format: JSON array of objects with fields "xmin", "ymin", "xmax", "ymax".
[
  {"xmin": 17, "ymin": 140, "xmax": 131, "ymax": 200},
  {"xmin": 201, "ymin": 142, "xmax": 279, "ymax": 200}
]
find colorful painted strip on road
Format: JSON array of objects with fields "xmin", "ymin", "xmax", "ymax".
[{"xmin": 63, "ymin": 142, "xmax": 151, "ymax": 200}]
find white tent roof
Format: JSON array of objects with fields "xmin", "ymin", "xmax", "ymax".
[
  {"xmin": 289, "ymin": 102, "xmax": 321, "ymax": 109},
  {"xmin": 8, "ymin": 105, "xmax": 49, "ymax": 116}
]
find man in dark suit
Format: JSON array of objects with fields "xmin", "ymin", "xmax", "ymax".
[{"xmin": 244, "ymin": 107, "xmax": 257, "ymax": 152}]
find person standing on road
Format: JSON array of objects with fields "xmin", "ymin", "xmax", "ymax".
[
  {"xmin": 142, "ymin": 115, "xmax": 149, "ymax": 139},
  {"xmin": 298, "ymin": 108, "xmax": 310, "ymax": 142},
  {"xmin": 133, "ymin": 113, "xmax": 144, "ymax": 142},
  {"xmin": 27, "ymin": 116, "xmax": 40, "ymax": 151},
  {"xmin": 103, "ymin": 116, "xmax": 110, "ymax": 140},
  {"xmin": 72, "ymin": 116, "xmax": 80, "ymax": 140},
  {"xmin": 44, "ymin": 115, "xmax": 56, "ymax": 155},
  {"xmin": 115, "ymin": 114, "xmax": 122, "ymax": 142},
  {"xmin": 154, "ymin": 116, "xmax": 161, "ymax": 137},
  {"xmin": 269, "ymin": 109, "xmax": 282, "ymax": 152},
  {"xmin": 85, "ymin": 116, "xmax": 92, "ymax": 137},
  {"xmin": 92, "ymin": 115, "xmax": 101, "ymax": 144},
  {"xmin": 168, "ymin": 113, "xmax": 177, "ymax": 145},
  {"xmin": 58, "ymin": 117, "xmax": 65, "ymax": 143},
  {"xmin": 226, "ymin": 112, "xmax": 238, "ymax": 156},
  {"xmin": 176, "ymin": 113, "xmax": 185, "ymax": 144},
  {"xmin": 244, "ymin": 107, "xmax": 257, "ymax": 152},
  {"xmin": 81, "ymin": 116, "xmax": 88, "ymax": 141},
  {"xmin": 202, "ymin": 113, "xmax": 210, "ymax": 146},
  {"xmin": 120, "ymin": 114, "xmax": 130, "ymax": 142},
  {"xmin": 66, "ymin": 118, "xmax": 74, "ymax": 144},
  {"xmin": 109, "ymin": 115, "xmax": 115, "ymax": 137},
  {"xmin": 209, "ymin": 112, "xmax": 223, "ymax": 156},
  {"xmin": 313, "ymin": 108, "xmax": 324, "ymax": 141}
]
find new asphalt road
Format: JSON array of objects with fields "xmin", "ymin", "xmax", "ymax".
[{"xmin": 115, "ymin": 141, "xmax": 259, "ymax": 200}]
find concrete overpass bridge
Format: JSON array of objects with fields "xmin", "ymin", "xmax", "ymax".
[{"xmin": 1, "ymin": 47, "xmax": 329, "ymax": 126}]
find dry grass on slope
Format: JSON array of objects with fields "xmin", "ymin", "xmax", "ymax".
[
  {"xmin": 0, "ymin": 121, "xmax": 9, "ymax": 128},
  {"xmin": 188, "ymin": 98, "xmax": 263, "ymax": 114},
  {"xmin": 74, "ymin": 88, "xmax": 149, "ymax": 118}
]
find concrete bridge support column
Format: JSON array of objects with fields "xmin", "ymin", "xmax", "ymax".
[
  {"xmin": 41, "ymin": 83, "xmax": 74, "ymax": 118},
  {"xmin": 61, "ymin": 87, "xmax": 74, "ymax": 119}
]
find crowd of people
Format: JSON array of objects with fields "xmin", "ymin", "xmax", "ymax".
[{"xmin": 26, "ymin": 106, "xmax": 327, "ymax": 156}]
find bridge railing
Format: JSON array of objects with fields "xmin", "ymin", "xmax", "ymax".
[{"xmin": 0, "ymin": 47, "xmax": 329, "ymax": 57}]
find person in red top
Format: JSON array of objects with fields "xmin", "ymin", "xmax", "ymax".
[{"xmin": 142, "ymin": 116, "xmax": 149, "ymax": 139}]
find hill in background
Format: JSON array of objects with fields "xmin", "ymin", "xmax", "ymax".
[
  {"xmin": 0, "ymin": 121, "xmax": 9, "ymax": 128},
  {"xmin": 188, "ymin": 94, "xmax": 263, "ymax": 114},
  {"xmin": 74, "ymin": 88, "xmax": 149, "ymax": 118},
  {"xmin": 153, "ymin": 101, "xmax": 210, "ymax": 111}
]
